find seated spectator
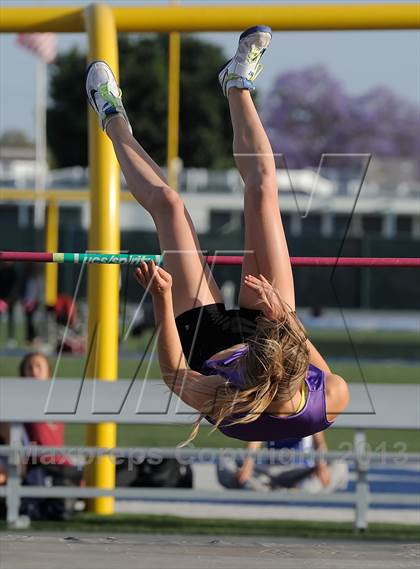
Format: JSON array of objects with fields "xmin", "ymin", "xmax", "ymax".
[
  {"xmin": 217, "ymin": 431, "xmax": 348, "ymax": 493},
  {"xmin": 6, "ymin": 352, "xmax": 83, "ymax": 520},
  {"xmin": 20, "ymin": 263, "xmax": 41, "ymax": 346},
  {"xmin": 0, "ymin": 261, "xmax": 18, "ymax": 348},
  {"xmin": 0, "ymin": 425, "xmax": 8, "ymax": 520},
  {"xmin": 53, "ymin": 295, "xmax": 85, "ymax": 354}
]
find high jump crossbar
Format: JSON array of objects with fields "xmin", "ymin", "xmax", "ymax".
[{"xmin": 1, "ymin": 252, "xmax": 419, "ymax": 268}]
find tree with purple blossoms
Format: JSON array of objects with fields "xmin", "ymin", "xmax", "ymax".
[{"xmin": 263, "ymin": 65, "xmax": 420, "ymax": 169}]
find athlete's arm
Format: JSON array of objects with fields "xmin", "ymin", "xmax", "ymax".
[
  {"xmin": 134, "ymin": 261, "xmax": 225, "ymax": 413},
  {"xmin": 152, "ymin": 292, "xmax": 225, "ymax": 408}
]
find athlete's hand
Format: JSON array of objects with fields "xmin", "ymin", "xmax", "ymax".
[
  {"xmin": 244, "ymin": 274, "xmax": 285, "ymax": 321},
  {"xmin": 134, "ymin": 260, "xmax": 172, "ymax": 298}
]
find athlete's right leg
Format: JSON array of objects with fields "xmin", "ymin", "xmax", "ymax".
[
  {"xmin": 219, "ymin": 27, "xmax": 295, "ymax": 311},
  {"xmin": 86, "ymin": 62, "xmax": 223, "ymax": 317},
  {"xmin": 229, "ymin": 88, "xmax": 295, "ymax": 311}
]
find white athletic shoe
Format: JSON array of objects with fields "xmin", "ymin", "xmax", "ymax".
[
  {"xmin": 86, "ymin": 60, "xmax": 132, "ymax": 133},
  {"xmin": 218, "ymin": 25, "xmax": 272, "ymax": 97}
]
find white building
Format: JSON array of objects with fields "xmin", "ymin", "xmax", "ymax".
[{"xmin": 1, "ymin": 158, "xmax": 419, "ymax": 239}]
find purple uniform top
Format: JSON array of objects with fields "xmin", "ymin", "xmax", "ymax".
[{"xmin": 202, "ymin": 346, "xmax": 333, "ymax": 441}]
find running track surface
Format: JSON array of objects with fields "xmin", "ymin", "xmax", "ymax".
[{"xmin": 1, "ymin": 533, "xmax": 419, "ymax": 569}]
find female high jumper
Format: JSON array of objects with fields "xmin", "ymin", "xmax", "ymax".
[{"xmin": 86, "ymin": 26, "xmax": 349, "ymax": 444}]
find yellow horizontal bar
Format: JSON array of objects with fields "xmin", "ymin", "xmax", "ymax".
[
  {"xmin": 0, "ymin": 7, "xmax": 84, "ymax": 32},
  {"xmin": 0, "ymin": 189, "xmax": 88, "ymax": 201},
  {"xmin": 0, "ymin": 4, "xmax": 419, "ymax": 32},
  {"xmin": 113, "ymin": 4, "xmax": 420, "ymax": 32},
  {"xmin": 0, "ymin": 189, "xmax": 135, "ymax": 203}
]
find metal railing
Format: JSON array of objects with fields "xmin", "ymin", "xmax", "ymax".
[{"xmin": 1, "ymin": 432, "xmax": 419, "ymax": 530}]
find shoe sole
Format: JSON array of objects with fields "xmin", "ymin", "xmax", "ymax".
[
  {"xmin": 86, "ymin": 59, "xmax": 113, "ymax": 77},
  {"xmin": 217, "ymin": 25, "xmax": 272, "ymax": 84},
  {"xmin": 239, "ymin": 25, "xmax": 272, "ymax": 41}
]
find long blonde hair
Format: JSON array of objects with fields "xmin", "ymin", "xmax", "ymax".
[{"xmin": 181, "ymin": 306, "xmax": 309, "ymax": 446}]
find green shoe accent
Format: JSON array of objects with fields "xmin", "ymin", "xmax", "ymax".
[
  {"xmin": 98, "ymin": 82, "xmax": 122, "ymax": 110},
  {"xmin": 249, "ymin": 63, "xmax": 263, "ymax": 81},
  {"xmin": 246, "ymin": 45, "xmax": 263, "ymax": 64}
]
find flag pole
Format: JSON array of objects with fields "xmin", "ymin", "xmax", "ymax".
[
  {"xmin": 34, "ymin": 57, "xmax": 47, "ymax": 228},
  {"xmin": 34, "ymin": 57, "xmax": 50, "ymax": 345}
]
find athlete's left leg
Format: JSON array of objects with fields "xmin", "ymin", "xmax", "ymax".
[{"xmin": 86, "ymin": 62, "xmax": 223, "ymax": 317}]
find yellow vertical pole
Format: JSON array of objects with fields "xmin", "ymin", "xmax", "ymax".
[
  {"xmin": 166, "ymin": 0, "xmax": 181, "ymax": 190},
  {"xmin": 44, "ymin": 199, "xmax": 59, "ymax": 307},
  {"xmin": 84, "ymin": 3, "xmax": 120, "ymax": 515}
]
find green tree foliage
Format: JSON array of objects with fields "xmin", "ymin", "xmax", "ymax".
[
  {"xmin": 47, "ymin": 35, "xmax": 234, "ymax": 169},
  {"xmin": 47, "ymin": 47, "xmax": 88, "ymax": 168}
]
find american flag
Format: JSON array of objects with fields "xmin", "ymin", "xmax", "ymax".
[{"xmin": 17, "ymin": 33, "xmax": 57, "ymax": 64}]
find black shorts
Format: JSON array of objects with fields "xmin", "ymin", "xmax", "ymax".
[{"xmin": 175, "ymin": 303, "xmax": 263, "ymax": 372}]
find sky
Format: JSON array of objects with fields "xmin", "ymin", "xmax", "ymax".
[{"xmin": 0, "ymin": 0, "xmax": 419, "ymax": 139}]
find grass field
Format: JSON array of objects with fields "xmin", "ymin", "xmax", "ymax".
[
  {"xmin": 1, "ymin": 327, "xmax": 419, "ymax": 381},
  {"xmin": 1, "ymin": 354, "xmax": 419, "ymax": 384},
  {"xmin": 1, "ymin": 326, "xmax": 419, "ymax": 361},
  {"xmin": 1, "ymin": 514, "xmax": 419, "ymax": 541}
]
